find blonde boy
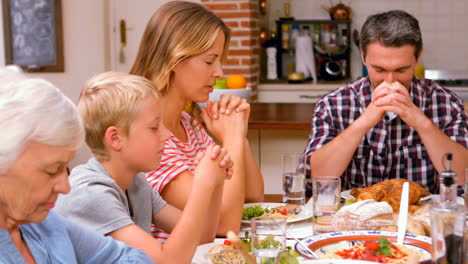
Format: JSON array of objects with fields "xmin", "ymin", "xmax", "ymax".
[{"xmin": 55, "ymin": 72, "xmax": 233, "ymax": 263}]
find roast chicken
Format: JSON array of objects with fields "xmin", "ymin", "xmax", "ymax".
[{"xmin": 350, "ymin": 179, "xmax": 430, "ymax": 212}]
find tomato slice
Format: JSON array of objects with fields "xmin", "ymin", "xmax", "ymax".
[{"xmin": 224, "ymin": 240, "xmax": 232, "ymax": 246}]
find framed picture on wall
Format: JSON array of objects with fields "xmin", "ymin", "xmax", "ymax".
[{"xmin": 2, "ymin": 0, "xmax": 64, "ymax": 72}]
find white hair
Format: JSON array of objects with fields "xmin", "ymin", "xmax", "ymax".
[{"xmin": 0, "ymin": 66, "xmax": 85, "ymax": 173}]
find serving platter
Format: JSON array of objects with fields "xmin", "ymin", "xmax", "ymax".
[
  {"xmin": 295, "ymin": 230, "xmax": 432, "ymax": 263},
  {"xmin": 341, "ymin": 189, "xmax": 434, "ymax": 202}
]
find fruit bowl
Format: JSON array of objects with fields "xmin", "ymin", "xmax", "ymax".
[{"xmin": 209, "ymin": 86, "xmax": 251, "ymax": 101}]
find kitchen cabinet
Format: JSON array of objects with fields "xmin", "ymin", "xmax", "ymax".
[
  {"xmin": 248, "ymin": 129, "xmax": 310, "ymax": 194},
  {"xmin": 257, "ymin": 82, "xmax": 346, "ymax": 103},
  {"xmin": 248, "ymin": 103, "xmax": 314, "ymax": 194}
]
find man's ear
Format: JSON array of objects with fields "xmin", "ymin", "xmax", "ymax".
[
  {"xmin": 104, "ymin": 126, "xmax": 122, "ymax": 152},
  {"xmin": 360, "ymin": 49, "xmax": 366, "ymax": 65},
  {"xmin": 416, "ymin": 48, "xmax": 424, "ymax": 63}
]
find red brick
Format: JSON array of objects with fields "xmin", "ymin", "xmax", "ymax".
[
  {"xmin": 224, "ymin": 21, "xmax": 239, "ymax": 28},
  {"xmin": 240, "ymin": 3, "xmax": 257, "ymax": 10},
  {"xmin": 228, "ymin": 49, "xmax": 254, "ymax": 56},
  {"xmin": 241, "ymin": 21, "xmax": 257, "ymax": 28},
  {"xmin": 204, "ymin": 3, "xmax": 238, "ymax": 11},
  {"xmin": 229, "ymin": 40, "xmax": 239, "ymax": 47},
  {"xmin": 222, "ymin": 68, "xmax": 254, "ymax": 75},
  {"xmin": 225, "ymin": 58, "xmax": 240, "ymax": 65},
  {"xmin": 215, "ymin": 12, "xmax": 250, "ymax": 19},
  {"xmin": 242, "ymin": 58, "xmax": 257, "ymax": 65},
  {"xmin": 241, "ymin": 39, "xmax": 257, "ymax": 46}
]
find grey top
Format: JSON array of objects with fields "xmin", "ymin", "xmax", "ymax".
[{"xmin": 55, "ymin": 157, "xmax": 167, "ymax": 235}]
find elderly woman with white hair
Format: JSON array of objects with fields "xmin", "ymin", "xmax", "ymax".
[{"xmin": 0, "ymin": 66, "xmax": 153, "ymax": 263}]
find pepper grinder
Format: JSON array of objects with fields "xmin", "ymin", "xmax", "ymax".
[{"xmin": 429, "ymin": 153, "xmax": 465, "ymax": 264}]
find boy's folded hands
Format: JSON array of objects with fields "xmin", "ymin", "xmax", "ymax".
[{"xmin": 194, "ymin": 144, "xmax": 234, "ymax": 185}]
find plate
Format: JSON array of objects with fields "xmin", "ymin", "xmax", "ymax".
[
  {"xmin": 341, "ymin": 189, "xmax": 432, "ymax": 202},
  {"xmin": 241, "ymin": 202, "xmax": 312, "ymax": 224},
  {"xmin": 300, "ymin": 260, "xmax": 380, "ymax": 264},
  {"xmin": 192, "ymin": 239, "xmax": 300, "ymax": 264},
  {"xmin": 192, "ymin": 239, "xmax": 225, "ymax": 264},
  {"xmin": 295, "ymin": 230, "xmax": 432, "ymax": 263}
]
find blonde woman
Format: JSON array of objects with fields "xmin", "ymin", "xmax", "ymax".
[{"xmin": 130, "ymin": 1, "xmax": 264, "ymax": 241}]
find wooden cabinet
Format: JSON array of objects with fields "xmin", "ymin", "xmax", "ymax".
[
  {"xmin": 247, "ymin": 103, "xmax": 314, "ymax": 194},
  {"xmin": 248, "ymin": 129, "xmax": 310, "ymax": 194}
]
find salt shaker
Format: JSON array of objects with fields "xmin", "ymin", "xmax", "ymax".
[{"xmin": 430, "ymin": 153, "xmax": 465, "ymax": 264}]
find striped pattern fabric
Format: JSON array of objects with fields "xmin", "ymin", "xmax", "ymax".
[
  {"xmin": 300, "ymin": 77, "xmax": 468, "ymax": 195},
  {"xmin": 146, "ymin": 112, "xmax": 214, "ymax": 242}
]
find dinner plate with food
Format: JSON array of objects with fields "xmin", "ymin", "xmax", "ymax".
[
  {"xmin": 191, "ymin": 237, "xmax": 300, "ymax": 264},
  {"xmin": 241, "ymin": 202, "xmax": 312, "ymax": 224},
  {"xmin": 295, "ymin": 230, "xmax": 431, "ymax": 264}
]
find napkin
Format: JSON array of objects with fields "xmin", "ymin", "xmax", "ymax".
[{"xmin": 295, "ymin": 35, "xmax": 317, "ymax": 83}]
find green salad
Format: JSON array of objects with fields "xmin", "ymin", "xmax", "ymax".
[{"xmin": 242, "ymin": 205, "xmax": 272, "ymax": 220}]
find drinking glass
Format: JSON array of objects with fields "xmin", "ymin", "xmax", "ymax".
[
  {"xmin": 312, "ymin": 176, "xmax": 341, "ymax": 233},
  {"xmin": 250, "ymin": 216, "xmax": 287, "ymax": 264},
  {"xmin": 282, "ymin": 152, "xmax": 305, "ymax": 205}
]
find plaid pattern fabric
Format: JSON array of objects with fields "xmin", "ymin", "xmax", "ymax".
[{"xmin": 300, "ymin": 77, "xmax": 468, "ymax": 195}]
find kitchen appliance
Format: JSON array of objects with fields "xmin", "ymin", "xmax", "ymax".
[{"xmin": 425, "ymin": 69, "xmax": 468, "ymax": 102}]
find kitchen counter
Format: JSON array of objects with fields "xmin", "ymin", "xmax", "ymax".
[{"xmin": 248, "ymin": 103, "xmax": 315, "ymax": 130}]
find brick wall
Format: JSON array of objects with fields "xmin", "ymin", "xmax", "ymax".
[{"xmin": 202, "ymin": 0, "xmax": 260, "ymax": 93}]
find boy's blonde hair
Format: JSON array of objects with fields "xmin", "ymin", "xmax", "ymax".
[{"xmin": 78, "ymin": 72, "xmax": 159, "ymax": 160}]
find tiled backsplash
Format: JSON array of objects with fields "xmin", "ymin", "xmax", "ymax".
[{"xmin": 268, "ymin": 0, "xmax": 468, "ymax": 79}]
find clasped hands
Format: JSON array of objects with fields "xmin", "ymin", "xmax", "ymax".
[
  {"xmin": 368, "ymin": 81, "xmax": 426, "ymax": 129},
  {"xmin": 201, "ymin": 94, "xmax": 250, "ymax": 143}
]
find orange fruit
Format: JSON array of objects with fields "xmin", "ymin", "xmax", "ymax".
[{"xmin": 226, "ymin": 74, "xmax": 247, "ymax": 89}]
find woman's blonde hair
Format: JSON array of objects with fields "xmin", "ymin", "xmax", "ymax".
[
  {"xmin": 129, "ymin": 1, "xmax": 231, "ymax": 120},
  {"xmin": 78, "ymin": 72, "xmax": 159, "ymax": 160}
]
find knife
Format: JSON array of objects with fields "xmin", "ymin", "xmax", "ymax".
[{"xmin": 397, "ymin": 182, "xmax": 409, "ymax": 245}]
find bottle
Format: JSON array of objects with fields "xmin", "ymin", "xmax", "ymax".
[
  {"xmin": 281, "ymin": 25, "xmax": 289, "ymax": 50},
  {"xmin": 302, "ymin": 25, "xmax": 311, "ymax": 37},
  {"xmin": 430, "ymin": 153, "xmax": 465, "ymax": 264},
  {"xmin": 266, "ymin": 47, "xmax": 278, "ymax": 80},
  {"xmin": 414, "ymin": 59, "xmax": 425, "ymax": 78},
  {"xmin": 290, "ymin": 24, "xmax": 300, "ymax": 52},
  {"xmin": 313, "ymin": 24, "xmax": 321, "ymax": 47},
  {"xmin": 329, "ymin": 25, "xmax": 337, "ymax": 46},
  {"xmin": 322, "ymin": 24, "xmax": 331, "ymax": 47}
]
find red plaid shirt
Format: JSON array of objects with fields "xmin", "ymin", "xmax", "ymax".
[{"xmin": 301, "ymin": 77, "xmax": 468, "ymax": 194}]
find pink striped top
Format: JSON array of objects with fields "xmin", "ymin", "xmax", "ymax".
[{"xmin": 146, "ymin": 112, "xmax": 214, "ymax": 241}]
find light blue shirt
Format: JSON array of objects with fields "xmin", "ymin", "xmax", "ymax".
[{"xmin": 0, "ymin": 211, "xmax": 154, "ymax": 264}]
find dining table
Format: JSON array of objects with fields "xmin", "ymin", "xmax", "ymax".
[{"xmin": 191, "ymin": 194, "xmax": 315, "ymax": 264}]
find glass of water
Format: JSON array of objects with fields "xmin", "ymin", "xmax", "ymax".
[
  {"xmin": 282, "ymin": 152, "xmax": 305, "ymax": 205},
  {"xmin": 312, "ymin": 176, "xmax": 341, "ymax": 233},
  {"xmin": 251, "ymin": 216, "xmax": 287, "ymax": 264}
]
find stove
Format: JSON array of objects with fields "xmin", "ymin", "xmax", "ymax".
[
  {"xmin": 425, "ymin": 69, "xmax": 468, "ymax": 86},
  {"xmin": 425, "ymin": 69, "xmax": 468, "ymax": 102}
]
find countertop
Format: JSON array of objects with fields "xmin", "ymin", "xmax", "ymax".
[
  {"xmin": 248, "ymin": 103, "xmax": 314, "ymax": 130},
  {"xmin": 248, "ymin": 102, "xmax": 467, "ymax": 130}
]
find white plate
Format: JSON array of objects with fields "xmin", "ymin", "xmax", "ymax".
[
  {"xmin": 341, "ymin": 189, "xmax": 432, "ymax": 202},
  {"xmin": 241, "ymin": 202, "xmax": 312, "ymax": 224},
  {"xmin": 300, "ymin": 260, "xmax": 380, "ymax": 264},
  {"xmin": 191, "ymin": 239, "xmax": 225, "ymax": 264},
  {"xmin": 192, "ymin": 239, "xmax": 301, "ymax": 264}
]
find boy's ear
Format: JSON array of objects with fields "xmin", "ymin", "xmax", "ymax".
[{"xmin": 104, "ymin": 126, "xmax": 122, "ymax": 152}]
